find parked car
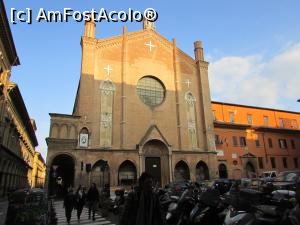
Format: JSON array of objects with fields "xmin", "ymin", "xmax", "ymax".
[
  {"xmin": 212, "ymin": 179, "xmax": 234, "ymax": 194},
  {"xmin": 6, "ymin": 188, "xmax": 48, "ymax": 225},
  {"xmin": 261, "ymin": 171, "xmax": 278, "ymax": 182},
  {"xmin": 270, "ymin": 170, "xmax": 300, "ymax": 191}
]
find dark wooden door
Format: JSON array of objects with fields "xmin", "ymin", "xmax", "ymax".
[{"xmin": 145, "ymin": 157, "xmax": 161, "ymax": 185}]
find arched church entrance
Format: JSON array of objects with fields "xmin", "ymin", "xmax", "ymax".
[
  {"xmin": 219, "ymin": 163, "xmax": 228, "ymax": 178},
  {"xmin": 174, "ymin": 160, "xmax": 190, "ymax": 181},
  {"xmin": 245, "ymin": 162, "xmax": 256, "ymax": 178},
  {"xmin": 118, "ymin": 160, "xmax": 137, "ymax": 186},
  {"xmin": 91, "ymin": 160, "xmax": 110, "ymax": 190},
  {"xmin": 142, "ymin": 139, "xmax": 170, "ymax": 187},
  {"xmin": 196, "ymin": 161, "xmax": 210, "ymax": 182},
  {"xmin": 48, "ymin": 154, "xmax": 75, "ymax": 198}
]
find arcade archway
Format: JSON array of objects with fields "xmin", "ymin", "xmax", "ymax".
[
  {"xmin": 48, "ymin": 154, "xmax": 75, "ymax": 198},
  {"xmin": 174, "ymin": 160, "xmax": 190, "ymax": 181},
  {"xmin": 118, "ymin": 160, "xmax": 137, "ymax": 186},
  {"xmin": 91, "ymin": 160, "xmax": 110, "ymax": 190},
  {"xmin": 196, "ymin": 161, "xmax": 209, "ymax": 182},
  {"xmin": 219, "ymin": 163, "xmax": 228, "ymax": 178}
]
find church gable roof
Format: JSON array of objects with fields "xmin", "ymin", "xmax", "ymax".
[
  {"xmin": 95, "ymin": 28, "xmax": 196, "ymax": 66},
  {"xmin": 139, "ymin": 124, "xmax": 170, "ymax": 147}
]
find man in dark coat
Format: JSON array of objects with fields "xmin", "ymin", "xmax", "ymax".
[
  {"xmin": 63, "ymin": 187, "xmax": 75, "ymax": 225},
  {"xmin": 87, "ymin": 183, "xmax": 99, "ymax": 221},
  {"xmin": 120, "ymin": 172, "xmax": 164, "ymax": 225},
  {"xmin": 75, "ymin": 185, "xmax": 86, "ymax": 221}
]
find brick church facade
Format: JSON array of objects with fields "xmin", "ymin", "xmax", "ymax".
[{"xmin": 46, "ymin": 19, "xmax": 218, "ymax": 194}]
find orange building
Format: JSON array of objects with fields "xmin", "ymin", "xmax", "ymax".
[{"xmin": 212, "ymin": 101, "xmax": 300, "ymax": 179}]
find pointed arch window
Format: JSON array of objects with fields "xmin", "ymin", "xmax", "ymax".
[
  {"xmin": 100, "ymin": 79, "xmax": 115, "ymax": 148},
  {"xmin": 185, "ymin": 92, "xmax": 198, "ymax": 149}
]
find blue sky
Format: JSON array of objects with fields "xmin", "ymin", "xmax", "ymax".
[{"xmin": 4, "ymin": 0, "xmax": 300, "ymax": 160}]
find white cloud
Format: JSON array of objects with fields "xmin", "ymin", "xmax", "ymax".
[{"xmin": 208, "ymin": 42, "xmax": 300, "ymax": 109}]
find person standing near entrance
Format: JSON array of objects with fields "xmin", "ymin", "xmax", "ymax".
[
  {"xmin": 120, "ymin": 172, "xmax": 164, "ymax": 225},
  {"xmin": 75, "ymin": 185, "xmax": 86, "ymax": 222},
  {"xmin": 87, "ymin": 183, "xmax": 99, "ymax": 221},
  {"xmin": 63, "ymin": 187, "xmax": 75, "ymax": 225}
]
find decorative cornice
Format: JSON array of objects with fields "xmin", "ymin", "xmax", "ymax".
[
  {"xmin": 6, "ymin": 82, "xmax": 38, "ymax": 147},
  {"xmin": 212, "ymin": 101, "xmax": 300, "ymax": 115},
  {"xmin": 172, "ymin": 150, "xmax": 217, "ymax": 155},
  {"xmin": 46, "ymin": 138, "xmax": 77, "ymax": 149},
  {"xmin": 75, "ymin": 148, "xmax": 138, "ymax": 153},
  {"xmin": 214, "ymin": 121, "xmax": 251, "ymax": 130},
  {"xmin": 196, "ymin": 60, "xmax": 209, "ymax": 69},
  {"xmin": 81, "ymin": 36, "xmax": 97, "ymax": 47},
  {"xmin": 49, "ymin": 113, "xmax": 81, "ymax": 119},
  {"xmin": 0, "ymin": 0, "xmax": 20, "ymax": 66},
  {"xmin": 254, "ymin": 126, "xmax": 300, "ymax": 134}
]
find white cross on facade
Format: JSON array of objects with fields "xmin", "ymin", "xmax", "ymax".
[
  {"xmin": 104, "ymin": 65, "xmax": 112, "ymax": 76},
  {"xmin": 145, "ymin": 40, "xmax": 155, "ymax": 52},
  {"xmin": 184, "ymin": 79, "xmax": 192, "ymax": 88}
]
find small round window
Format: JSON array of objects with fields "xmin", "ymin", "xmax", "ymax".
[{"xmin": 137, "ymin": 76, "xmax": 165, "ymax": 106}]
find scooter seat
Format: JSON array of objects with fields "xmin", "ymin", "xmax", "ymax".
[{"xmin": 256, "ymin": 205, "xmax": 278, "ymax": 216}]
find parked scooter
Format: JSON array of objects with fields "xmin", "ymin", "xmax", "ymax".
[
  {"xmin": 166, "ymin": 188, "xmax": 195, "ymax": 225},
  {"xmin": 223, "ymin": 189, "xmax": 293, "ymax": 225},
  {"xmin": 189, "ymin": 189, "xmax": 225, "ymax": 225}
]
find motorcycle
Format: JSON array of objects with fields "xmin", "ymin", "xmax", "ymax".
[
  {"xmin": 223, "ymin": 189, "xmax": 293, "ymax": 225},
  {"xmin": 166, "ymin": 188, "xmax": 195, "ymax": 225},
  {"xmin": 189, "ymin": 189, "xmax": 225, "ymax": 225}
]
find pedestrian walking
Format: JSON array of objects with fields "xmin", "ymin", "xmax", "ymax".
[
  {"xmin": 75, "ymin": 185, "xmax": 86, "ymax": 222},
  {"xmin": 63, "ymin": 186, "xmax": 75, "ymax": 225},
  {"xmin": 87, "ymin": 183, "xmax": 99, "ymax": 221},
  {"xmin": 120, "ymin": 172, "xmax": 164, "ymax": 225}
]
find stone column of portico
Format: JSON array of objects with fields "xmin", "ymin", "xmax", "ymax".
[
  {"xmin": 138, "ymin": 146, "xmax": 144, "ymax": 176},
  {"xmin": 168, "ymin": 147, "xmax": 173, "ymax": 183},
  {"xmin": 74, "ymin": 162, "xmax": 82, "ymax": 189},
  {"xmin": 109, "ymin": 167, "xmax": 117, "ymax": 187},
  {"xmin": 194, "ymin": 41, "xmax": 218, "ymax": 180},
  {"xmin": 190, "ymin": 162, "xmax": 196, "ymax": 182}
]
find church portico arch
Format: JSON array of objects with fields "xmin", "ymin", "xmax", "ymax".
[
  {"xmin": 174, "ymin": 160, "xmax": 190, "ymax": 181},
  {"xmin": 196, "ymin": 161, "xmax": 210, "ymax": 182},
  {"xmin": 48, "ymin": 153, "xmax": 75, "ymax": 198},
  {"xmin": 118, "ymin": 160, "xmax": 137, "ymax": 186},
  {"xmin": 141, "ymin": 139, "xmax": 170, "ymax": 186},
  {"xmin": 91, "ymin": 159, "xmax": 110, "ymax": 190}
]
